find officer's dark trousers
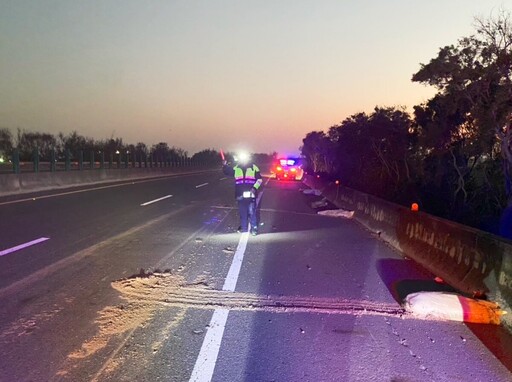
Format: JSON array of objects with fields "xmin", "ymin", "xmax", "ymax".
[{"xmin": 238, "ymin": 198, "xmax": 257, "ymax": 231}]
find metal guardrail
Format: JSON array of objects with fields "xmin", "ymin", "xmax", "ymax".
[{"xmin": 0, "ymin": 149, "xmax": 205, "ymax": 174}]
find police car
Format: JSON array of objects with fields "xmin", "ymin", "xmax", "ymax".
[{"xmin": 273, "ymin": 158, "xmax": 304, "ymax": 181}]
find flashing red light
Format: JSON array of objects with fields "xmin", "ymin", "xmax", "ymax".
[
  {"xmin": 411, "ymin": 203, "xmax": 419, "ymax": 212},
  {"xmin": 276, "ymin": 166, "xmax": 282, "ymax": 171},
  {"xmin": 291, "ymin": 168, "xmax": 296, "ymax": 172}
]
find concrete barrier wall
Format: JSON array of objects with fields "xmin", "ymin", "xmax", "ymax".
[
  {"xmin": 304, "ymin": 175, "xmax": 512, "ymax": 325},
  {"xmin": 0, "ymin": 167, "xmax": 217, "ymax": 197}
]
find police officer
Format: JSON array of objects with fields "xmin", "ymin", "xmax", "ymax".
[{"xmin": 223, "ymin": 152, "xmax": 262, "ymax": 235}]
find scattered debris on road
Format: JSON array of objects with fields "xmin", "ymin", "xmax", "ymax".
[
  {"xmin": 311, "ymin": 198, "xmax": 329, "ymax": 209},
  {"xmin": 302, "ymin": 189, "xmax": 322, "ymax": 196},
  {"xmin": 317, "ymin": 209, "xmax": 354, "ymax": 218}
]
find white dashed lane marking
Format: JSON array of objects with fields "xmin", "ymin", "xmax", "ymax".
[
  {"xmin": 140, "ymin": 195, "xmax": 173, "ymax": 206},
  {"xmin": 0, "ymin": 237, "xmax": 50, "ymax": 257}
]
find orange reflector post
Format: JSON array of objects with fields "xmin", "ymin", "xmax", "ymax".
[{"xmin": 411, "ymin": 203, "xmax": 419, "ymax": 211}]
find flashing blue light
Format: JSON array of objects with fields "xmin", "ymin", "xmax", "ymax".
[{"xmin": 279, "ymin": 158, "xmax": 296, "ymax": 166}]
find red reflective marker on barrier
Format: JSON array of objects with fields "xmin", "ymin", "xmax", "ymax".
[{"xmin": 411, "ymin": 203, "xmax": 419, "ymax": 212}]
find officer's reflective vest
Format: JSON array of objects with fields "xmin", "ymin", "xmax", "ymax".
[{"xmin": 234, "ymin": 164, "xmax": 262, "ymax": 190}]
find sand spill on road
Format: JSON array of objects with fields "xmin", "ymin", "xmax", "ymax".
[
  {"xmin": 66, "ymin": 271, "xmax": 182, "ymax": 362},
  {"xmin": 68, "ymin": 270, "xmax": 405, "ymax": 361},
  {"xmin": 112, "ymin": 271, "xmax": 405, "ymax": 317},
  {"xmin": 61, "ymin": 271, "xmax": 405, "ymax": 380},
  {"xmin": 67, "ymin": 301, "xmax": 155, "ymax": 360}
]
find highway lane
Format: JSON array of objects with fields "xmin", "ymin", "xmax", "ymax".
[
  {"xmin": 0, "ymin": 173, "xmax": 511, "ymax": 381},
  {"xmin": 0, "ymin": 170, "xmax": 227, "ymax": 290},
  {"xmin": 0, "ymin": 169, "xmax": 238, "ymax": 381}
]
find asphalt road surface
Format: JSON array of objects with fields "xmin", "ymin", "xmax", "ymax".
[{"xmin": 1, "ymin": 169, "xmax": 511, "ymax": 382}]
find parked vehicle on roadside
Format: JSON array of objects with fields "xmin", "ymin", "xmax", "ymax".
[{"xmin": 272, "ymin": 158, "xmax": 304, "ymax": 181}]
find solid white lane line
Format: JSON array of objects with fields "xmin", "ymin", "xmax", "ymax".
[
  {"xmin": 222, "ymin": 233, "xmax": 249, "ymax": 292},
  {"xmin": 189, "ymin": 232, "xmax": 250, "ymax": 382},
  {"xmin": 0, "ymin": 183, "xmax": 137, "ymax": 206},
  {"xmin": 189, "ymin": 309, "xmax": 230, "ymax": 382},
  {"xmin": 195, "ymin": 183, "xmax": 209, "ymax": 189},
  {"xmin": 219, "ymin": 177, "xmax": 227, "ymax": 180},
  {"xmin": 140, "ymin": 195, "xmax": 173, "ymax": 206},
  {"xmin": 189, "ymin": 188, "xmax": 266, "ymax": 382},
  {"xmin": 210, "ymin": 206, "xmax": 321, "ymax": 216},
  {"xmin": 0, "ymin": 237, "xmax": 50, "ymax": 257},
  {"xmin": 0, "ymin": 170, "xmax": 214, "ymax": 206}
]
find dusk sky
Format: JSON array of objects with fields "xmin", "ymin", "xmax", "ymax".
[{"xmin": 1, "ymin": 1, "xmax": 511, "ymax": 156}]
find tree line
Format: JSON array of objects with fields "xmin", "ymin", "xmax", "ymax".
[
  {"xmin": 0, "ymin": 127, "xmax": 226, "ymax": 165},
  {"xmin": 0, "ymin": 127, "xmax": 278, "ymax": 169},
  {"xmin": 300, "ymin": 11, "xmax": 512, "ymax": 236}
]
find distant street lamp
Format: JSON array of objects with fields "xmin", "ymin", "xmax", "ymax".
[{"xmin": 115, "ymin": 150, "xmax": 121, "ymax": 168}]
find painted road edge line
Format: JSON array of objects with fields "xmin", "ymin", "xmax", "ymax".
[
  {"xmin": 0, "ymin": 237, "xmax": 50, "ymax": 257},
  {"xmin": 140, "ymin": 195, "xmax": 173, "ymax": 206},
  {"xmin": 195, "ymin": 183, "xmax": 209, "ymax": 189},
  {"xmin": 0, "ymin": 171, "xmax": 214, "ymax": 207},
  {"xmin": 189, "ymin": 232, "xmax": 250, "ymax": 382}
]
